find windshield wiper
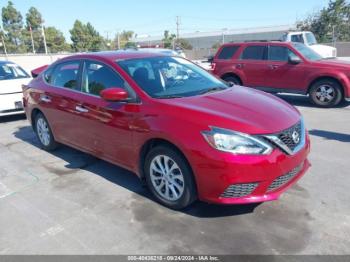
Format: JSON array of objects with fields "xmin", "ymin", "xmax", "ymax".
[
  {"xmin": 198, "ymin": 86, "xmax": 227, "ymax": 95},
  {"xmin": 155, "ymin": 95, "xmax": 184, "ymax": 99}
]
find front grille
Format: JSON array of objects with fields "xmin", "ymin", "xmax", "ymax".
[
  {"xmin": 267, "ymin": 163, "xmax": 304, "ymax": 192},
  {"xmin": 221, "ymin": 183, "xmax": 258, "ymax": 198},
  {"xmin": 277, "ymin": 121, "xmax": 302, "ymax": 152},
  {"xmin": 263, "ymin": 121, "xmax": 304, "ymax": 155}
]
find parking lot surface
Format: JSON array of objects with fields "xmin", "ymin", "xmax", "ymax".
[{"xmin": 0, "ymin": 96, "xmax": 349, "ymax": 255}]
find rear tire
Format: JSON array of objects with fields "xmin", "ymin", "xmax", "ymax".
[
  {"xmin": 34, "ymin": 112, "xmax": 58, "ymax": 151},
  {"xmin": 144, "ymin": 145, "xmax": 197, "ymax": 210},
  {"xmin": 223, "ymin": 75, "xmax": 241, "ymax": 86},
  {"xmin": 309, "ymin": 79, "xmax": 343, "ymax": 107}
]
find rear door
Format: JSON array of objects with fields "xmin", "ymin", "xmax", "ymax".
[
  {"xmin": 239, "ymin": 44, "xmax": 268, "ymax": 87},
  {"xmin": 214, "ymin": 45, "xmax": 240, "ymax": 74},
  {"xmin": 265, "ymin": 45, "xmax": 307, "ymax": 92},
  {"xmin": 39, "ymin": 60, "xmax": 86, "ymax": 149}
]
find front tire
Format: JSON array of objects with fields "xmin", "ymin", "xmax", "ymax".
[
  {"xmin": 144, "ymin": 146, "xmax": 197, "ymax": 210},
  {"xmin": 309, "ymin": 79, "xmax": 343, "ymax": 107},
  {"xmin": 34, "ymin": 112, "xmax": 58, "ymax": 151}
]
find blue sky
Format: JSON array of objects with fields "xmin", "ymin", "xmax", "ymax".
[{"xmin": 2, "ymin": 0, "xmax": 329, "ymax": 41}]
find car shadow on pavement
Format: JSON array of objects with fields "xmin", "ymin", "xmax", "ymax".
[
  {"xmin": 309, "ymin": 129, "xmax": 350, "ymax": 142},
  {"xmin": 13, "ymin": 125, "xmax": 259, "ymax": 218},
  {"xmin": 276, "ymin": 94, "xmax": 350, "ymax": 108},
  {"xmin": 0, "ymin": 114, "xmax": 26, "ymax": 123}
]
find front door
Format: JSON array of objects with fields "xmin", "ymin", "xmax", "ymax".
[
  {"xmin": 71, "ymin": 60, "xmax": 137, "ymax": 168},
  {"xmin": 265, "ymin": 45, "xmax": 307, "ymax": 92}
]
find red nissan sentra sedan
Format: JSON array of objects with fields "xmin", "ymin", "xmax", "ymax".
[{"xmin": 23, "ymin": 51, "xmax": 310, "ymax": 209}]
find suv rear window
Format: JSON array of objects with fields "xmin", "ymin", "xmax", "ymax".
[
  {"xmin": 241, "ymin": 46, "xmax": 266, "ymax": 60},
  {"xmin": 217, "ymin": 46, "xmax": 239, "ymax": 60}
]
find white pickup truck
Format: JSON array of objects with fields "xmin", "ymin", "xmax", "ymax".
[{"xmin": 281, "ymin": 31, "xmax": 337, "ymax": 58}]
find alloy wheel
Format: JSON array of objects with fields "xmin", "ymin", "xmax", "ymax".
[
  {"xmin": 36, "ymin": 117, "xmax": 51, "ymax": 146},
  {"xmin": 149, "ymin": 155, "xmax": 185, "ymax": 201},
  {"xmin": 315, "ymin": 85, "xmax": 335, "ymax": 103}
]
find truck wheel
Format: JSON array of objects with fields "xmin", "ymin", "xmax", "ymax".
[
  {"xmin": 309, "ymin": 79, "xmax": 343, "ymax": 107},
  {"xmin": 223, "ymin": 76, "xmax": 241, "ymax": 86}
]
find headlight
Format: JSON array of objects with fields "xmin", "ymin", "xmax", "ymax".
[{"xmin": 202, "ymin": 127, "xmax": 273, "ymax": 155}]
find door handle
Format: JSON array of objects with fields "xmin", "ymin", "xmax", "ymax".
[
  {"xmin": 236, "ymin": 64, "xmax": 244, "ymax": 69},
  {"xmin": 40, "ymin": 95, "xmax": 51, "ymax": 103},
  {"xmin": 269, "ymin": 65, "xmax": 279, "ymax": 70},
  {"xmin": 75, "ymin": 105, "xmax": 89, "ymax": 113}
]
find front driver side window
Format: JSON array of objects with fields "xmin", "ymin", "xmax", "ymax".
[
  {"xmin": 82, "ymin": 61, "xmax": 127, "ymax": 96},
  {"xmin": 268, "ymin": 46, "xmax": 299, "ymax": 62}
]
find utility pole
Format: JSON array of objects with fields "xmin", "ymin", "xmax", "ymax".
[
  {"xmin": 1, "ymin": 35, "xmax": 7, "ymax": 58},
  {"xmin": 29, "ymin": 24, "xmax": 35, "ymax": 53},
  {"xmin": 176, "ymin": 16, "xmax": 180, "ymax": 47},
  {"xmin": 42, "ymin": 24, "xmax": 48, "ymax": 54},
  {"xmin": 117, "ymin": 32, "xmax": 120, "ymax": 50}
]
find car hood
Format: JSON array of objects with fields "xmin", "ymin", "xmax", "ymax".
[
  {"xmin": 310, "ymin": 58, "xmax": 350, "ymax": 69},
  {"xmin": 159, "ymin": 87, "xmax": 301, "ymax": 135},
  {"xmin": 309, "ymin": 44, "xmax": 336, "ymax": 58}
]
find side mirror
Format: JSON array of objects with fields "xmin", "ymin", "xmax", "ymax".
[
  {"xmin": 288, "ymin": 55, "xmax": 302, "ymax": 65},
  {"xmin": 207, "ymin": 55, "xmax": 214, "ymax": 63},
  {"xmin": 100, "ymin": 87, "xmax": 129, "ymax": 102}
]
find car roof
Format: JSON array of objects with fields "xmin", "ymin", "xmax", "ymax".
[
  {"xmin": 0, "ymin": 60, "xmax": 16, "ymax": 65},
  {"xmin": 221, "ymin": 41, "xmax": 293, "ymax": 47},
  {"xmin": 60, "ymin": 50, "xmax": 169, "ymax": 63}
]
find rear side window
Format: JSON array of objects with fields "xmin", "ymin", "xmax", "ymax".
[
  {"xmin": 217, "ymin": 46, "xmax": 240, "ymax": 60},
  {"xmin": 241, "ymin": 46, "xmax": 266, "ymax": 60},
  {"xmin": 51, "ymin": 61, "xmax": 80, "ymax": 90}
]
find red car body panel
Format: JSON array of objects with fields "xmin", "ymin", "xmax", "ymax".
[
  {"xmin": 23, "ymin": 52, "xmax": 311, "ymax": 205},
  {"xmin": 213, "ymin": 42, "xmax": 350, "ymax": 99}
]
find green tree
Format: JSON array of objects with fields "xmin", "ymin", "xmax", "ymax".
[
  {"xmin": 162, "ymin": 30, "xmax": 176, "ymax": 48},
  {"xmin": 113, "ymin": 30, "xmax": 134, "ymax": 49},
  {"xmin": 212, "ymin": 42, "xmax": 221, "ymax": 49},
  {"xmin": 24, "ymin": 7, "xmax": 44, "ymax": 53},
  {"xmin": 45, "ymin": 26, "xmax": 69, "ymax": 53},
  {"xmin": 176, "ymin": 38, "xmax": 193, "ymax": 50},
  {"xmin": 70, "ymin": 20, "xmax": 103, "ymax": 52},
  {"xmin": 1, "ymin": 1, "xmax": 25, "ymax": 53},
  {"xmin": 297, "ymin": 0, "xmax": 350, "ymax": 42},
  {"xmin": 25, "ymin": 7, "xmax": 42, "ymax": 30}
]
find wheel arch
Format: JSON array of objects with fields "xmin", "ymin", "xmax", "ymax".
[
  {"xmin": 307, "ymin": 76, "xmax": 344, "ymax": 96},
  {"xmin": 30, "ymin": 108, "xmax": 44, "ymax": 131},
  {"xmin": 138, "ymin": 138, "xmax": 197, "ymax": 191},
  {"xmin": 220, "ymin": 72, "xmax": 243, "ymax": 85}
]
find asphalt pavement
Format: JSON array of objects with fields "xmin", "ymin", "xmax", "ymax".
[{"xmin": 0, "ymin": 95, "xmax": 349, "ymax": 255}]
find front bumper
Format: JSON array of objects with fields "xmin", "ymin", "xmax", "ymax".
[{"xmin": 190, "ymin": 135, "xmax": 311, "ymax": 205}]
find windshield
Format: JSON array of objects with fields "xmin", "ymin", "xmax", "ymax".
[
  {"xmin": 0, "ymin": 63, "xmax": 30, "ymax": 80},
  {"xmin": 292, "ymin": 43, "xmax": 322, "ymax": 61},
  {"xmin": 305, "ymin": 32, "xmax": 317, "ymax": 45},
  {"xmin": 117, "ymin": 56, "xmax": 228, "ymax": 98}
]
